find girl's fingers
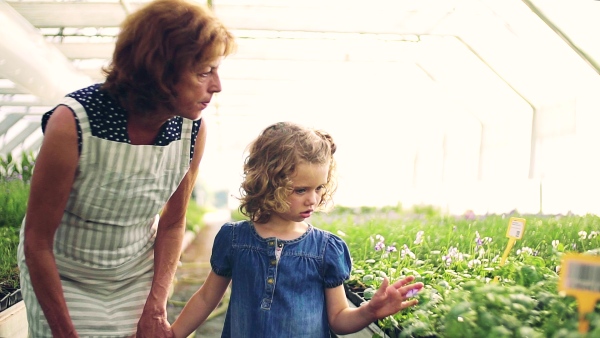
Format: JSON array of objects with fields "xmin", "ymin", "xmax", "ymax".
[
  {"xmin": 380, "ymin": 276, "xmax": 390, "ymax": 290},
  {"xmin": 401, "ymin": 299, "xmax": 419, "ymax": 309},
  {"xmin": 391, "ymin": 275, "xmax": 415, "ymax": 289},
  {"xmin": 404, "ymin": 284, "xmax": 423, "ymax": 298},
  {"xmin": 395, "ymin": 279, "xmax": 423, "ymax": 298}
]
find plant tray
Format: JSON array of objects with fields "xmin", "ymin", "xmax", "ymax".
[
  {"xmin": 343, "ymin": 284, "xmax": 437, "ymax": 338},
  {"xmin": 0, "ymin": 288, "xmax": 23, "ymax": 313}
]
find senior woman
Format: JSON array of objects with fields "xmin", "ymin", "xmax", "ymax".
[{"xmin": 17, "ymin": 0, "xmax": 236, "ymax": 336}]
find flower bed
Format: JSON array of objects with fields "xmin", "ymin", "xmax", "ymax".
[
  {"xmin": 0, "ymin": 176, "xmax": 29, "ymax": 314},
  {"xmin": 316, "ymin": 207, "xmax": 600, "ymax": 338},
  {"xmin": 0, "ymin": 151, "xmax": 34, "ymax": 306}
]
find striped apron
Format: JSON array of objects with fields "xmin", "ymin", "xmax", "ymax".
[{"xmin": 18, "ymin": 97, "xmax": 193, "ymax": 337}]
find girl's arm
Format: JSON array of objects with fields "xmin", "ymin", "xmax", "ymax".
[
  {"xmin": 325, "ymin": 276, "xmax": 423, "ymax": 335},
  {"xmin": 23, "ymin": 106, "xmax": 80, "ymax": 337},
  {"xmin": 137, "ymin": 121, "xmax": 207, "ymax": 338},
  {"xmin": 172, "ymin": 270, "xmax": 232, "ymax": 338}
]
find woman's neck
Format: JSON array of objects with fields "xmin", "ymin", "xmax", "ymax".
[{"xmin": 126, "ymin": 110, "xmax": 173, "ymax": 145}]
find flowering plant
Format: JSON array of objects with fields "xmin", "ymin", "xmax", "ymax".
[{"xmin": 316, "ymin": 210, "xmax": 600, "ymax": 337}]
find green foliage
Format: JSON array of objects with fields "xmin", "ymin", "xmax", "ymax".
[
  {"xmin": 0, "ymin": 179, "xmax": 29, "ymax": 290},
  {"xmin": 0, "ymin": 226, "xmax": 20, "ymax": 289},
  {"xmin": 0, "ymin": 152, "xmax": 31, "ymax": 288},
  {"xmin": 316, "ymin": 210, "xmax": 600, "ymax": 337},
  {"xmin": 0, "ymin": 151, "xmax": 36, "ymax": 183},
  {"xmin": 186, "ymin": 200, "xmax": 207, "ymax": 232},
  {"xmin": 230, "ymin": 207, "xmax": 246, "ymax": 221},
  {"xmin": 0, "ymin": 179, "xmax": 29, "ymax": 228}
]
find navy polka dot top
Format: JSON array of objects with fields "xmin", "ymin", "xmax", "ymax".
[{"xmin": 42, "ymin": 83, "xmax": 201, "ymax": 161}]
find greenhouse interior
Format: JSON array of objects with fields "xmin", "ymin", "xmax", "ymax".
[
  {"xmin": 2, "ymin": 0, "xmax": 600, "ymax": 216},
  {"xmin": 2, "ymin": 1, "xmax": 600, "ymax": 337}
]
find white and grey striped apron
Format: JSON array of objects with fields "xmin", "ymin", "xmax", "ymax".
[{"xmin": 18, "ymin": 96, "xmax": 193, "ymax": 337}]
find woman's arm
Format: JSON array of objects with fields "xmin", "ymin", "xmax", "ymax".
[
  {"xmin": 136, "ymin": 121, "xmax": 208, "ymax": 338},
  {"xmin": 326, "ymin": 276, "xmax": 423, "ymax": 335},
  {"xmin": 172, "ymin": 270, "xmax": 231, "ymax": 338},
  {"xmin": 23, "ymin": 106, "xmax": 80, "ymax": 337}
]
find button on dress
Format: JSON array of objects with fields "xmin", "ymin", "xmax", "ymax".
[{"xmin": 211, "ymin": 220, "xmax": 352, "ymax": 338}]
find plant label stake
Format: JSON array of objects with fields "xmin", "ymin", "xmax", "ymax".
[
  {"xmin": 559, "ymin": 254, "xmax": 600, "ymax": 333},
  {"xmin": 493, "ymin": 217, "xmax": 526, "ymax": 283}
]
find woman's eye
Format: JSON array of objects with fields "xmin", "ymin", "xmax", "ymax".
[{"xmin": 196, "ymin": 68, "xmax": 213, "ymax": 78}]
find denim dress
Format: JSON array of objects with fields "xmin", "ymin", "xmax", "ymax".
[{"xmin": 211, "ymin": 220, "xmax": 352, "ymax": 338}]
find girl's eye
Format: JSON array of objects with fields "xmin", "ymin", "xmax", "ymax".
[{"xmin": 295, "ymin": 188, "xmax": 306, "ymax": 194}]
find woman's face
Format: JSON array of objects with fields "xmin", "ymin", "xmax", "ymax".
[{"xmin": 173, "ymin": 58, "xmax": 223, "ymax": 120}]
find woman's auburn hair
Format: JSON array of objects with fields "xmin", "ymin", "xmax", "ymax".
[
  {"xmin": 239, "ymin": 122, "xmax": 338, "ymax": 224},
  {"xmin": 101, "ymin": 0, "xmax": 236, "ymax": 113}
]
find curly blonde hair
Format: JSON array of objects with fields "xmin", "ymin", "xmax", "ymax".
[{"xmin": 239, "ymin": 122, "xmax": 338, "ymax": 223}]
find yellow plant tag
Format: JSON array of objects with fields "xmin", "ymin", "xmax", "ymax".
[
  {"xmin": 559, "ymin": 253, "xmax": 600, "ymax": 333},
  {"xmin": 493, "ymin": 217, "xmax": 527, "ymax": 283},
  {"xmin": 506, "ymin": 217, "xmax": 526, "ymax": 239}
]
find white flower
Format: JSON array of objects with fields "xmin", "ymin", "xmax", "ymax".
[
  {"xmin": 414, "ymin": 231, "xmax": 425, "ymax": 245},
  {"xmin": 401, "ymin": 244, "xmax": 416, "ymax": 259},
  {"xmin": 337, "ymin": 230, "xmax": 347, "ymax": 237},
  {"xmin": 457, "ymin": 316, "xmax": 464, "ymax": 322},
  {"xmin": 468, "ymin": 259, "xmax": 481, "ymax": 268},
  {"xmin": 517, "ymin": 247, "xmax": 533, "ymax": 256},
  {"xmin": 578, "ymin": 231, "xmax": 588, "ymax": 240},
  {"xmin": 552, "ymin": 240, "xmax": 560, "ymax": 248}
]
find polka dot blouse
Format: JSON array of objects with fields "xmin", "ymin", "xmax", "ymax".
[{"xmin": 42, "ymin": 83, "xmax": 200, "ymax": 161}]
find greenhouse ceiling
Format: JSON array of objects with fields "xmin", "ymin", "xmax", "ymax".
[{"xmin": 1, "ymin": 0, "xmax": 600, "ymax": 214}]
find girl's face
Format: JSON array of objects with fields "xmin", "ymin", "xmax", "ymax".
[
  {"xmin": 281, "ymin": 162, "xmax": 329, "ymax": 222},
  {"xmin": 172, "ymin": 59, "xmax": 223, "ymax": 120}
]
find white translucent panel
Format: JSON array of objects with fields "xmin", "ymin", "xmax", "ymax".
[
  {"xmin": 214, "ymin": 0, "xmax": 455, "ymax": 34},
  {"xmin": 0, "ymin": 79, "xmax": 16, "ymax": 88},
  {"xmin": 232, "ymin": 35, "xmax": 421, "ymax": 62},
  {"xmin": 439, "ymin": 0, "xmax": 600, "ymax": 107},
  {"xmin": 527, "ymin": 0, "xmax": 600, "ymax": 73},
  {"xmin": 3, "ymin": 0, "xmax": 600, "ymax": 214},
  {"xmin": 414, "ymin": 36, "xmax": 532, "ymax": 126},
  {"xmin": 0, "ymin": 1, "xmax": 92, "ymax": 103}
]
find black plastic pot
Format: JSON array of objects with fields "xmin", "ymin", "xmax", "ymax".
[
  {"xmin": 0, "ymin": 288, "xmax": 22, "ymax": 313},
  {"xmin": 0, "ymin": 295, "xmax": 8, "ymax": 312}
]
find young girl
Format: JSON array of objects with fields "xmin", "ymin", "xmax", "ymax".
[{"xmin": 172, "ymin": 122, "xmax": 423, "ymax": 337}]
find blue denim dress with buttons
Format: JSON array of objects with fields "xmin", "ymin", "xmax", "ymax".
[{"xmin": 211, "ymin": 220, "xmax": 352, "ymax": 338}]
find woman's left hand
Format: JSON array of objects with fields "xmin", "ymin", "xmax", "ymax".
[{"xmin": 135, "ymin": 310, "xmax": 174, "ymax": 338}]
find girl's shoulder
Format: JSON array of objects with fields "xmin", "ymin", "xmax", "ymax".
[
  {"xmin": 222, "ymin": 219, "xmax": 252, "ymax": 229},
  {"xmin": 217, "ymin": 220, "xmax": 254, "ymax": 236},
  {"xmin": 308, "ymin": 224, "xmax": 345, "ymax": 241}
]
